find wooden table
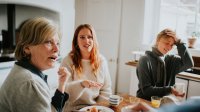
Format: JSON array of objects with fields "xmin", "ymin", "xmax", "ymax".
[{"xmin": 96, "ymin": 94, "xmax": 151, "ymax": 112}]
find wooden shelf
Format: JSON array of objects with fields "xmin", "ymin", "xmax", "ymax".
[{"xmin": 125, "ymin": 60, "xmax": 138, "ymax": 67}]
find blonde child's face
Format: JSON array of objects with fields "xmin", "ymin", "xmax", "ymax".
[{"xmin": 157, "ymin": 37, "xmax": 175, "ymax": 55}]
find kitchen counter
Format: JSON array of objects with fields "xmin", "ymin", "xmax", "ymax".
[
  {"xmin": 177, "ymin": 72, "xmax": 200, "ymax": 82},
  {"xmin": 0, "ymin": 61, "xmax": 15, "ymax": 69},
  {"xmin": 125, "ymin": 60, "xmax": 200, "ymax": 82}
]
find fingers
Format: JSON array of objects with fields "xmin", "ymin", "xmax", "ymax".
[
  {"xmin": 58, "ymin": 67, "xmax": 66, "ymax": 75},
  {"xmin": 176, "ymin": 92, "xmax": 185, "ymax": 97},
  {"xmin": 164, "ymin": 29, "xmax": 175, "ymax": 34},
  {"xmin": 58, "ymin": 67, "xmax": 71, "ymax": 77},
  {"xmin": 166, "ymin": 32, "xmax": 176, "ymax": 37},
  {"xmin": 81, "ymin": 81, "xmax": 89, "ymax": 88},
  {"xmin": 57, "ymin": 67, "xmax": 70, "ymax": 93},
  {"xmin": 166, "ymin": 31, "xmax": 176, "ymax": 38},
  {"xmin": 82, "ymin": 80, "xmax": 103, "ymax": 89},
  {"xmin": 58, "ymin": 67, "xmax": 71, "ymax": 83},
  {"xmin": 89, "ymin": 81, "xmax": 103, "ymax": 88},
  {"xmin": 172, "ymin": 88, "xmax": 185, "ymax": 97},
  {"xmin": 164, "ymin": 29, "xmax": 180, "ymax": 43}
]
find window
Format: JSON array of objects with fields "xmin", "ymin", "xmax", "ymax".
[
  {"xmin": 160, "ymin": 0, "xmax": 200, "ymax": 48},
  {"xmin": 143, "ymin": 0, "xmax": 200, "ymax": 48}
]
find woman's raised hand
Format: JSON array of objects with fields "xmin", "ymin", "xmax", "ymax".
[
  {"xmin": 164, "ymin": 29, "xmax": 180, "ymax": 44},
  {"xmin": 57, "ymin": 67, "xmax": 71, "ymax": 93},
  {"xmin": 81, "ymin": 80, "xmax": 103, "ymax": 89}
]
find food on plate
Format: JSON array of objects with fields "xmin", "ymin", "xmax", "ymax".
[{"xmin": 86, "ymin": 107, "xmax": 105, "ymax": 112}]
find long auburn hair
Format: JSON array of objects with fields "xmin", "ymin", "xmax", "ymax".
[{"xmin": 70, "ymin": 24, "xmax": 101, "ymax": 77}]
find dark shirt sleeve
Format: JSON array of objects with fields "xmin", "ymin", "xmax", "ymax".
[
  {"xmin": 51, "ymin": 89, "xmax": 69, "ymax": 112},
  {"xmin": 174, "ymin": 42, "xmax": 194, "ymax": 73}
]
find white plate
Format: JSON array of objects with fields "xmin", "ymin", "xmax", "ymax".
[
  {"xmin": 121, "ymin": 106, "xmax": 133, "ymax": 112},
  {"xmin": 80, "ymin": 106, "xmax": 114, "ymax": 112}
]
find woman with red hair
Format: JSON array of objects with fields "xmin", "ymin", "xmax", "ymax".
[{"xmin": 61, "ymin": 24, "xmax": 112, "ymax": 111}]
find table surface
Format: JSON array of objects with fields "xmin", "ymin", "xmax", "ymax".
[{"xmin": 96, "ymin": 94, "xmax": 151, "ymax": 112}]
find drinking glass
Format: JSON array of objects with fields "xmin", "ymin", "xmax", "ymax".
[
  {"xmin": 175, "ymin": 83, "xmax": 185, "ymax": 94},
  {"xmin": 151, "ymin": 96, "xmax": 161, "ymax": 108},
  {"xmin": 129, "ymin": 97, "xmax": 140, "ymax": 104}
]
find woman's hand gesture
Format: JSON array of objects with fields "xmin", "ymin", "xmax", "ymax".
[
  {"xmin": 57, "ymin": 67, "xmax": 71, "ymax": 93},
  {"xmin": 81, "ymin": 80, "xmax": 103, "ymax": 89}
]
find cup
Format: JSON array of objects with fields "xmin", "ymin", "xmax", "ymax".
[
  {"xmin": 151, "ymin": 96, "xmax": 161, "ymax": 108},
  {"xmin": 129, "ymin": 97, "xmax": 140, "ymax": 104},
  {"xmin": 109, "ymin": 95, "xmax": 123, "ymax": 106},
  {"xmin": 175, "ymin": 83, "xmax": 185, "ymax": 94}
]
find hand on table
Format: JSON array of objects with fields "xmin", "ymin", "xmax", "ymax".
[{"xmin": 171, "ymin": 87, "xmax": 185, "ymax": 97}]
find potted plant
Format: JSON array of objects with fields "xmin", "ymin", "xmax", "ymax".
[{"xmin": 188, "ymin": 32, "xmax": 199, "ymax": 48}]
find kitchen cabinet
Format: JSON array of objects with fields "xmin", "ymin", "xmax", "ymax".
[
  {"xmin": 176, "ymin": 73, "xmax": 200, "ymax": 99},
  {"xmin": 175, "ymin": 77, "xmax": 188, "ymax": 100},
  {"xmin": 187, "ymin": 80, "xmax": 200, "ymax": 98},
  {"xmin": 129, "ymin": 67, "xmax": 138, "ymax": 96}
]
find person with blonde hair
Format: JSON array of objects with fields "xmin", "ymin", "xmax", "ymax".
[
  {"xmin": 0, "ymin": 17, "xmax": 69, "ymax": 112},
  {"xmin": 61, "ymin": 24, "xmax": 112, "ymax": 111},
  {"xmin": 136, "ymin": 29, "xmax": 194, "ymax": 101}
]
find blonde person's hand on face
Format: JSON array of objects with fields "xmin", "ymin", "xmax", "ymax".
[
  {"xmin": 164, "ymin": 29, "xmax": 175, "ymax": 35},
  {"xmin": 81, "ymin": 80, "xmax": 103, "ymax": 89},
  {"xmin": 164, "ymin": 29, "xmax": 180, "ymax": 44},
  {"xmin": 57, "ymin": 67, "xmax": 71, "ymax": 93}
]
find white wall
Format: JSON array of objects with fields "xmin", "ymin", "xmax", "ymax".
[
  {"xmin": 59, "ymin": 0, "xmax": 75, "ymax": 58},
  {"xmin": 15, "ymin": 5, "xmax": 60, "ymax": 28},
  {"xmin": 117, "ymin": 0, "xmax": 145, "ymax": 93}
]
